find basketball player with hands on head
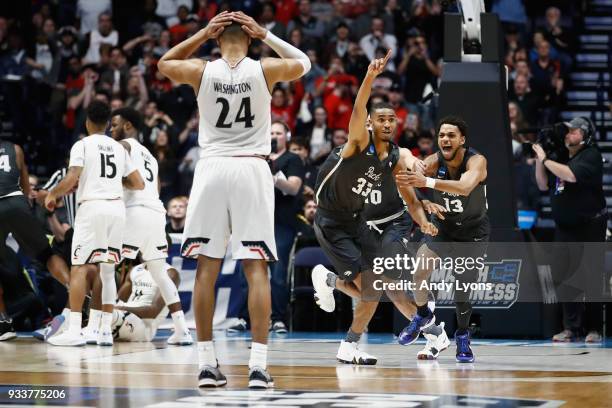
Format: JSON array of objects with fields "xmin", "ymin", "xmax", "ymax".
[
  {"xmin": 158, "ymin": 10, "xmax": 310, "ymax": 389},
  {"xmin": 395, "ymin": 116, "xmax": 489, "ymax": 363},
  {"xmin": 311, "ymin": 51, "xmax": 449, "ymax": 364},
  {"xmin": 44, "ymin": 100, "xmax": 145, "ymax": 347}
]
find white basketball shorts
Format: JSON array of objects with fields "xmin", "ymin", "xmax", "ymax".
[
  {"xmin": 181, "ymin": 156, "xmax": 277, "ymax": 261},
  {"xmin": 122, "ymin": 206, "xmax": 168, "ymax": 261},
  {"xmin": 71, "ymin": 200, "xmax": 125, "ymax": 265}
]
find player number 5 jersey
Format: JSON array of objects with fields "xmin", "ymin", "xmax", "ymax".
[
  {"xmin": 197, "ymin": 57, "xmax": 272, "ymax": 157},
  {"xmin": 68, "ymin": 134, "xmax": 135, "ymax": 203},
  {"xmin": 122, "ymin": 138, "xmax": 165, "ymax": 213}
]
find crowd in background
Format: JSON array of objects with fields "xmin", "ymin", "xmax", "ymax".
[{"xmin": 0, "ymin": 0, "xmax": 580, "ymax": 331}]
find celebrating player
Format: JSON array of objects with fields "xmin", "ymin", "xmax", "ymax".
[
  {"xmin": 157, "ymin": 11, "xmax": 311, "ymax": 388},
  {"xmin": 311, "ymin": 51, "xmax": 448, "ymax": 363},
  {"xmin": 395, "ymin": 115, "xmax": 489, "ymax": 363}
]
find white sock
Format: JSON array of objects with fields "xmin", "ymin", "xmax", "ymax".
[
  {"xmin": 68, "ymin": 312, "xmax": 82, "ymax": 335},
  {"xmin": 61, "ymin": 308, "xmax": 71, "ymax": 319},
  {"xmin": 100, "ymin": 312, "xmax": 113, "ymax": 333},
  {"xmin": 171, "ymin": 310, "xmax": 188, "ymax": 334},
  {"xmin": 249, "ymin": 342, "xmax": 268, "ymax": 370},
  {"xmin": 86, "ymin": 309, "xmax": 102, "ymax": 331},
  {"xmin": 198, "ymin": 341, "xmax": 217, "ymax": 369}
]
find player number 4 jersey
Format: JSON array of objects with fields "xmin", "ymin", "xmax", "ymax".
[
  {"xmin": 122, "ymin": 138, "xmax": 165, "ymax": 213},
  {"xmin": 197, "ymin": 57, "xmax": 272, "ymax": 157},
  {"xmin": 68, "ymin": 134, "xmax": 135, "ymax": 204}
]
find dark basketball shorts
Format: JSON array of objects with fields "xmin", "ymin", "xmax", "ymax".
[{"xmin": 51, "ymin": 227, "xmax": 74, "ymax": 267}]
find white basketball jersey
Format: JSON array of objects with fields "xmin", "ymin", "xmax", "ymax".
[
  {"xmin": 126, "ymin": 263, "xmax": 170, "ymax": 326},
  {"xmin": 68, "ymin": 134, "xmax": 135, "ymax": 204},
  {"xmin": 197, "ymin": 57, "xmax": 272, "ymax": 157},
  {"xmin": 122, "ymin": 138, "xmax": 165, "ymax": 213}
]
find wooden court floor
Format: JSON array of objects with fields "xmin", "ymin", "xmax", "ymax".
[{"xmin": 1, "ymin": 332, "xmax": 611, "ymax": 407}]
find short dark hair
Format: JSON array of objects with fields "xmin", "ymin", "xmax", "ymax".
[
  {"xmin": 271, "ymin": 120, "xmax": 290, "ymax": 134},
  {"xmin": 87, "ymin": 100, "xmax": 111, "ymax": 127},
  {"xmin": 112, "ymin": 107, "xmax": 142, "ymax": 132},
  {"xmin": 288, "ymin": 137, "xmax": 309, "ymax": 151},
  {"xmin": 219, "ymin": 21, "xmax": 248, "ymax": 43},
  {"xmin": 437, "ymin": 115, "xmax": 468, "ymax": 137},
  {"xmin": 369, "ymin": 101, "xmax": 395, "ymax": 115}
]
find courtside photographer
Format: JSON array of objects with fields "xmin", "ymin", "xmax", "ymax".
[{"xmin": 533, "ymin": 117, "xmax": 607, "ymax": 343}]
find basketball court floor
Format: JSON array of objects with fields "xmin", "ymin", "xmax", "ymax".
[{"xmin": 1, "ymin": 331, "xmax": 611, "ymax": 407}]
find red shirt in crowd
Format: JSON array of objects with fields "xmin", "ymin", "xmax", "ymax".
[
  {"xmin": 324, "ymin": 91, "xmax": 352, "ymax": 131},
  {"xmin": 273, "ymin": 0, "xmax": 298, "ymax": 25}
]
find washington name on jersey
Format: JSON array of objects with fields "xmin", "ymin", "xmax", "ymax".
[{"xmin": 197, "ymin": 58, "xmax": 272, "ymax": 157}]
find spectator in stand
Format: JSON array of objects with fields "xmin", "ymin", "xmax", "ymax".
[
  {"xmin": 331, "ymin": 127, "xmax": 348, "ymax": 148},
  {"xmin": 152, "ymin": 128, "xmax": 178, "ymax": 203},
  {"xmin": 529, "ymin": 30, "xmax": 560, "ymax": 64},
  {"xmin": 141, "ymin": 0, "xmax": 168, "ymax": 40},
  {"xmin": 178, "ymin": 145, "xmax": 201, "ymax": 195},
  {"xmin": 296, "ymin": 106, "xmax": 332, "ymax": 165},
  {"xmin": 510, "ymin": 58, "xmax": 532, "ymax": 83},
  {"xmin": 388, "ymin": 82, "xmax": 409, "ymax": 139},
  {"xmin": 324, "ymin": 81, "xmax": 353, "ymax": 132},
  {"xmin": 530, "ymin": 39, "xmax": 561, "ymax": 95},
  {"xmin": 314, "ymin": 56, "xmax": 358, "ymax": 104},
  {"xmin": 396, "ymin": 112, "xmax": 421, "ymax": 149},
  {"xmin": 541, "ymin": 6, "xmax": 574, "ymax": 73},
  {"xmin": 323, "ymin": 22, "xmax": 351, "ymax": 67},
  {"xmin": 80, "ymin": 12, "xmax": 118, "ymax": 65},
  {"xmin": 352, "ymin": 0, "xmax": 394, "ymax": 40},
  {"xmin": 288, "ymin": 137, "xmax": 317, "ymax": 197},
  {"xmin": 259, "ymin": 1, "xmax": 287, "ymax": 40},
  {"xmin": 412, "ymin": 131, "xmax": 435, "ymax": 160},
  {"xmin": 271, "ymin": 87, "xmax": 299, "ymax": 131},
  {"xmin": 195, "ymin": 0, "xmax": 218, "ymax": 22},
  {"xmin": 156, "ymin": 80, "xmax": 196, "ymax": 129},
  {"xmin": 509, "ymin": 74, "xmax": 542, "ymax": 126},
  {"xmin": 492, "ymin": 0, "xmax": 527, "ymax": 42},
  {"xmin": 295, "ymin": 198, "xmax": 318, "ymax": 249},
  {"xmin": 124, "ymin": 66, "xmax": 149, "ymax": 112},
  {"xmin": 324, "ymin": 0, "xmax": 352, "ymax": 38},
  {"xmin": 99, "ymin": 46, "xmax": 129, "ymax": 97},
  {"xmin": 302, "ymin": 50, "xmax": 326, "ymax": 95},
  {"xmin": 168, "ymin": 5, "xmax": 191, "ymax": 44},
  {"xmin": 344, "ymin": 41, "xmax": 370, "ymax": 80},
  {"xmin": 398, "ymin": 34, "xmax": 439, "ymax": 108},
  {"xmin": 165, "ymin": 196, "xmax": 188, "ymax": 234},
  {"xmin": 156, "ymin": 0, "xmax": 193, "ymax": 27},
  {"xmin": 359, "ymin": 17, "xmax": 397, "ymax": 71},
  {"xmin": 76, "ymin": 0, "xmax": 112, "ymax": 35},
  {"xmin": 269, "ymin": 121, "xmax": 305, "ymax": 333},
  {"xmin": 273, "ymin": 0, "xmax": 298, "ymax": 26},
  {"xmin": 56, "ymin": 26, "xmax": 80, "ymax": 81},
  {"xmin": 287, "ymin": 0, "xmax": 326, "ymax": 46}
]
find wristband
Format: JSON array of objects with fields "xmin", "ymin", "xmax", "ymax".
[
  {"xmin": 542, "ymin": 158, "xmax": 548, "ymax": 165},
  {"xmin": 425, "ymin": 177, "xmax": 436, "ymax": 189}
]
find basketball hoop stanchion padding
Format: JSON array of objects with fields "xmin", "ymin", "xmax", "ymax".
[{"xmin": 438, "ymin": 12, "xmax": 518, "ymax": 241}]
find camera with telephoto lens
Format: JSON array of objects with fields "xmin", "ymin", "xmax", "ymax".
[{"xmin": 522, "ymin": 122, "xmax": 568, "ymax": 161}]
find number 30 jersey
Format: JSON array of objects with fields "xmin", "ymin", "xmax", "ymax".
[
  {"xmin": 432, "ymin": 147, "xmax": 488, "ymax": 230},
  {"xmin": 122, "ymin": 138, "xmax": 165, "ymax": 213},
  {"xmin": 197, "ymin": 57, "xmax": 272, "ymax": 157},
  {"xmin": 68, "ymin": 134, "xmax": 135, "ymax": 204},
  {"xmin": 315, "ymin": 138, "xmax": 399, "ymax": 214}
]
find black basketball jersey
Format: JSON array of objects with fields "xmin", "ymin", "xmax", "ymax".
[
  {"xmin": 315, "ymin": 137, "xmax": 399, "ymax": 214},
  {"xmin": 432, "ymin": 147, "xmax": 488, "ymax": 230},
  {"xmin": 362, "ymin": 144, "xmax": 406, "ymax": 221},
  {"xmin": 0, "ymin": 141, "xmax": 21, "ymax": 197}
]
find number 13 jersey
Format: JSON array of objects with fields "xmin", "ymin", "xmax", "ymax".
[
  {"xmin": 197, "ymin": 58, "xmax": 272, "ymax": 157},
  {"xmin": 432, "ymin": 147, "xmax": 488, "ymax": 230}
]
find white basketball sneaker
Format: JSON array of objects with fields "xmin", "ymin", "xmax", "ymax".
[
  {"xmin": 312, "ymin": 265, "xmax": 335, "ymax": 312},
  {"xmin": 97, "ymin": 327, "xmax": 113, "ymax": 346},
  {"xmin": 81, "ymin": 325, "xmax": 99, "ymax": 345},
  {"xmin": 167, "ymin": 329, "xmax": 193, "ymax": 346},
  {"xmin": 417, "ymin": 322, "xmax": 450, "ymax": 360},
  {"xmin": 47, "ymin": 330, "xmax": 86, "ymax": 347},
  {"xmin": 336, "ymin": 340, "xmax": 377, "ymax": 365}
]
